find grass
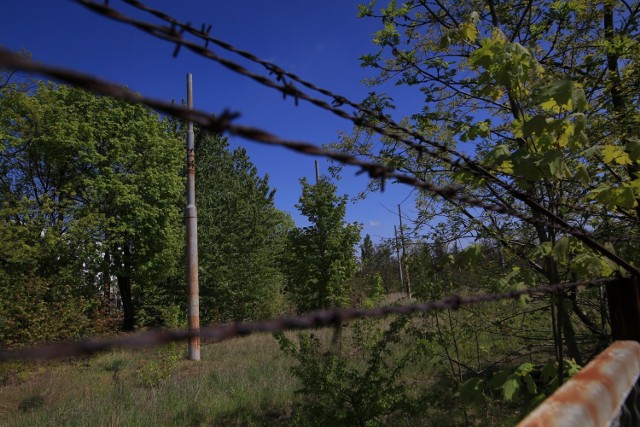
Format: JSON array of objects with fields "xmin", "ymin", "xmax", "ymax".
[
  {"xmin": 0, "ymin": 298, "xmax": 565, "ymax": 426},
  {"xmin": 0, "ymin": 332, "xmax": 298, "ymax": 426}
]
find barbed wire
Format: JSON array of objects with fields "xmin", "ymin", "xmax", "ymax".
[
  {"xmin": 117, "ymin": 0, "xmax": 488, "ymax": 174},
  {"xmin": 79, "ymin": 0, "xmax": 569, "ymax": 203},
  {"xmin": 0, "ymin": 277, "xmax": 619, "ymax": 362},
  {"xmin": 0, "ymin": 6, "xmax": 637, "ymax": 365},
  {"xmin": 72, "ymin": 0, "xmax": 523, "ymax": 189},
  {"xmin": 69, "ymin": 0, "xmax": 640, "ymax": 275},
  {"xmin": 81, "ymin": 0, "xmax": 468, "ymax": 167},
  {"xmin": 0, "ymin": 47, "xmax": 636, "ymax": 276}
]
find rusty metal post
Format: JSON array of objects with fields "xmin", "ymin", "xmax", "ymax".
[{"xmin": 186, "ymin": 73, "xmax": 200, "ymax": 361}]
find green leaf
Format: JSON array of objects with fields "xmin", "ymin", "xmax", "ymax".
[
  {"xmin": 576, "ymin": 163, "xmax": 590, "ymax": 185},
  {"xmin": 625, "ymin": 138, "xmax": 640, "ymax": 161},
  {"xmin": 522, "ymin": 115, "xmax": 549, "ymax": 137},
  {"xmin": 535, "ymin": 79, "xmax": 587, "ymax": 112},
  {"xmin": 617, "ymin": 187, "xmax": 636, "ymax": 209},
  {"xmin": 570, "ymin": 113, "xmax": 589, "ymax": 150},
  {"xmin": 461, "ymin": 120, "xmax": 491, "ymax": 141},
  {"xmin": 531, "ymin": 393, "xmax": 547, "ymax": 407},
  {"xmin": 590, "ymin": 184, "xmax": 636, "ymax": 209},
  {"xmin": 529, "ymin": 242, "xmax": 552, "ymax": 258},
  {"xmin": 516, "ymin": 362, "xmax": 535, "ymax": 376},
  {"xmin": 456, "ymin": 244, "xmax": 483, "ymax": 267},
  {"xmin": 602, "ymin": 144, "xmax": 632, "ymax": 165},
  {"xmin": 571, "ymin": 253, "xmax": 605, "ymax": 276},
  {"xmin": 541, "ymin": 361, "xmax": 557, "ymax": 383},
  {"xmin": 539, "ymin": 151, "xmax": 564, "ymax": 179},
  {"xmin": 524, "ymin": 374, "xmax": 537, "ymax": 395},
  {"xmin": 485, "ymin": 144, "xmax": 511, "ymax": 165},
  {"xmin": 552, "ymin": 237, "xmax": 570, "ymax": 262},
  {"xmin": 460, "ymin": 22, "xmax": 478, "ymax": 43},
  {"xmin": 457, "ymin": 377, "xmax": 485, "ymax": 404},
  {"xmin": 564, "ymin": 359, "xmax": 581, "ymax": 378},
  {"xmin": 468, "ymin": 38, "xmax": 498, "ymax": 68},
  {"xmin": 500, "ymin": 377, "xmax": 520, "ymax": 401},
  {"xmin": 438, "ymin": 33, "xmax": 452, "ymax": 49},
  {"xmin": 556, "ymin": 121, "xmax": 574, "ymax": 148}
]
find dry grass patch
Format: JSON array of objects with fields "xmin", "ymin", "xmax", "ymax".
[{"xmin": 0, "ymin": 331, "xmax": 298, "ymax": 426}]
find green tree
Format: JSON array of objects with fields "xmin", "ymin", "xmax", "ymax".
[
  {"xmin": 329, "ymin": 0, "xmax": 640, "ymax": 364},
  {"xmin": 0, "ymin": 80, "xmax": 184, "ymax": 335},
  {"xmin": 196, "ymin": 132, "xmax": 293, "ymax": 323},
  {"xmin": 90, "ymin": 94, "xmax": 184, "ymax": 330},
  {"xmin": 351, "ymin": 235, "xmax": 399, "ymax": 306},
  {"xmin": 285, "ymin": 177, "xmax": 361, "ymax": 312},
  {"xmin": 360, "ymin": 234, "xmax": 375, "ymax": 267}
]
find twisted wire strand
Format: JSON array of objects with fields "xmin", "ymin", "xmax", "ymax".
[
  {"xmin": 69, "ymin": 0, "xmax": 640, "ymax": 275},
  {"xmin": 118, "ymin": 0, "xmax": 486, "ymax": 171},
  {"xmin": 0, "ymin": 278, "xmax": 618, "ymax": 361},
  {"xmin": 73, "ymin": 1, "xmax": 522, "ymax": 188},
  {"xmin": 0, "ymin": 47, "xmax": 636, "ymax": 276}
]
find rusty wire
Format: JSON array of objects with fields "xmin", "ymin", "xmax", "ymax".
[
  {"xmin": 118, "ymin": 0, "xmax": 480, "ymax": 170},
  {"xmin": 73, "ymin": 0, "xmax": 528, "ymax": 193},
  {"xmin": 68, "ymin": 0, "xmax": 640, "ymax": 276},
  {"xmin": 0, "ymin": 277, "xmax": 618, "ymax": 362},
  {"xmin": 0, "ymin": 47, "xmax": 637, "ymax": 276},
  {"xmin": 0, "ymin": 3, "xmax": 637, "ymax": 363},
  {"xmin": 80, "ymin": 0, "xmax": 467, "ymax": 167}
]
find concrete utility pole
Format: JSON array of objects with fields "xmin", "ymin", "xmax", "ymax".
[
  {"xmin": 394, "ymin": 225, "xmax": 405, "ymax": 295},
  {"xmin": 397, "ymin": 205, "xmax": 412, "ymax": 299},
  {"xmin": 186, "ymin": 73, "xmax": 200, "ymax": 361}
]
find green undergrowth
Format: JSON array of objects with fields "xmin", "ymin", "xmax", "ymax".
[
  {"xmin": 0, "ymin": 333, "xmax": 296, "ymax": 426},
  {"xmin": 0, "ymin": 305, "xmax": 569, "ymax": 426}
]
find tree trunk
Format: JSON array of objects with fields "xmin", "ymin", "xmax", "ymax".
[
  {"xmin": 117, "ymin": 274, "xmax": 134, "ymax": 331},
  {"xmin": 607, "ymin": 276, "xmax": 640, "ymax": 342},
  {"xmin": 102, "ymin": 251, "xmax": 111, "ymax": 313},
  {"xmin": 116, "ymin": 244, "xmax": 135, "ymax": 331},
  {"xmin": 558, "ymin": 293, "xmax": 582, "ymax": 365},
  {"xmin": 534, "ymin": 221, "xmax": 583, "ymax": 363},
  {"xmin": 602, "ymin": 9, "xmax": 640, "ymax": 338}
]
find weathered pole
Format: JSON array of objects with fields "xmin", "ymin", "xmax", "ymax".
[
  {"xmin": 397, "ymin": 205, "xmax": 412, "ymax": 299},
  {"xmin": 315, "ymin": 160, "xmax": 320, "ymax": 184},
  {"xmin": 394, "ymin": 225, "xmax": 405, "ymax": 295},
  {"xmin": 186, "ymin": 73, "xmax": 200, "ymax": 361}
]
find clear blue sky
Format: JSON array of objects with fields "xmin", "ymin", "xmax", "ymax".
[{"xmin": 0, "ymin": 0, "xmax": 424, "ymax": 241}]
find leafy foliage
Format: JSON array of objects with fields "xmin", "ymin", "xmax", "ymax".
[
  {"xmin": 284, "ymin": 177, "xmax": 361, "ymax": 312},
  {"xmin": 331, "ymin": 0, "xmax": 640, "ymax": 374},
  {"xmin": 0, "ymin": 79, "xmax": 184, "ymax": 337},
  {"xmin": 196, "ymin": 133, "xmax": 293, "ymax": 323},
  {"xmin": 276, "ymin": 316, "xmax": 417, "ymax": 427}
]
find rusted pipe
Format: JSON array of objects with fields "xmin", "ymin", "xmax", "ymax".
[{"xmin": 517, "ymin": 341, "xmax": 640, "ymax": 427}]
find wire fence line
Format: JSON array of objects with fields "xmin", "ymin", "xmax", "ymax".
[
  {"xmin": 79, "ymin": 0, "xmax": 473, "ymax": 170},
  {"xmin": 65, "ymin": 3, "xmax": 532, "ymax": 191},
  {"xmin": 72, "ymin": 1, "xmax": 588, "ymax": 221},
  {"xmin": 118, "ymin": 0, "xmax": 489, "ymax": 174},
  {"xmin": 0, "ymin": 1, "xmax": 637, "ymax": 366},
  {"xmin": 0, "ymin": 278, "xmax": 618, "ymax": 362},
  {"xmin": 0, "ymin": 47, "xmax": 635, "ymax": 277},
  {"xmin": 68, "ymin": 0, "xmax": 640, "ymax": 277}
]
